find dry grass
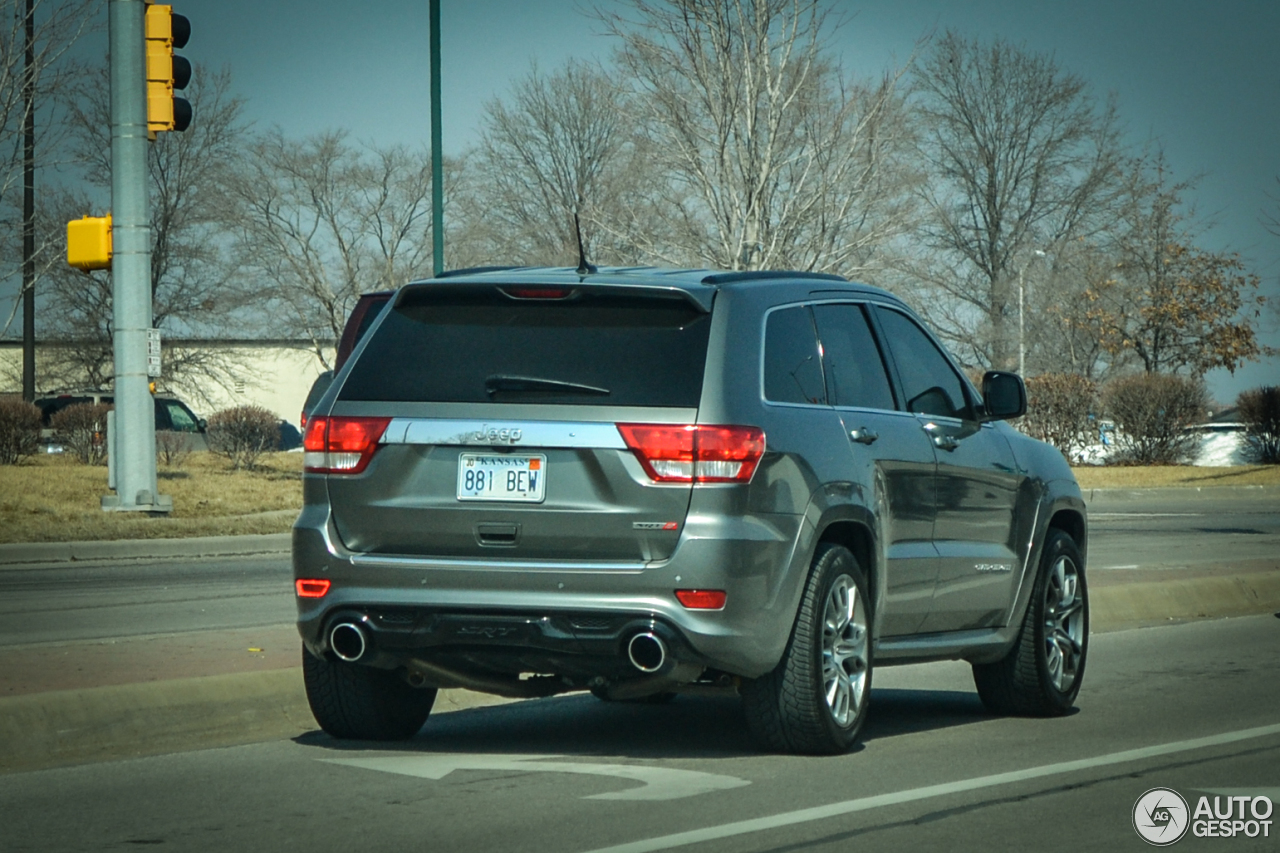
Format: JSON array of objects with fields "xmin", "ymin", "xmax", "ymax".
[
  {"xmin": 1071, "ymin": 465, "xmax": 1280, "ymax": 489},
  {"xmin": 0, "ymin": 452, "xmax": 303, "ymax": 544}
]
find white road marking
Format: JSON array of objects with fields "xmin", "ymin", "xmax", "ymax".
[
  {"xmin": 1196, "ymin": 787, "xmax": 1280, "ymax": 800},
  {"xmin": 1090, "ymin": 512, "xmax": 1203, "ymax": 518},
  {"xmin": 581, "ymin": 722, "xmax": 1280, "ymax": 853},
  {"xmin": 321, "ymin": 753, "xmax": 750, "ymax": 801},
  {"xmin": 1100, "ymin": 565, "xmax": 1141, "ymax": 570}
]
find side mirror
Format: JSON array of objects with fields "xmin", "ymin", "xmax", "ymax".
[
  {"xmin": 197, "ymin": 417, "xmax": 208, "ymax": 431},
  {"xmin": 981, "ymin": 371, "xmax": 1026, "ymax": 421}
]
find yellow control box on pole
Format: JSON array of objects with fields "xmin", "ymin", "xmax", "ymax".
[{"xmin": 67, "ymin": 214, "xmax": 113, "ymax": 271}]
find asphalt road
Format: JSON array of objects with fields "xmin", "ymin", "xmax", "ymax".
[
  {"xmin": 3, "ymin": 613, "xmax": 1277, "ymax": 853},
  {"xmin": 2, "ymin": 489, "xmax": 1276, "ymax": 648},
  {"xmin": 0, "ymin": 556, "xmax": 293, "ymax": 647},
  {"xmin": 1087, "ymin": 488, "xmax": 1280, "ymax": 572}
]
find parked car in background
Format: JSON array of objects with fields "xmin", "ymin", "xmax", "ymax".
[
  {"xmin": 34, "ymin": 391, "xmax": 209, "ymax": 452},
  {"xmin": 300, "ymin": 291, "xmax": 393, "ymax": 430},
  {"xmin": 294, "ymin": 266, "xmax": 1089, "ymax": 755}
]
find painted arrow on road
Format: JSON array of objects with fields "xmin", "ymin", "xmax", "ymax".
[{"xmin": 321, "ymin": 753, "xmax": 750, "ymax": 801}]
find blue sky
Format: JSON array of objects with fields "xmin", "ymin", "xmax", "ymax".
[{"xmin": 29, "ymin": 0, "xmax": 1280, "ymax": 402}]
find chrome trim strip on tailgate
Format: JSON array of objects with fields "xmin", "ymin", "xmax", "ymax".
[
  {"xmin": 383, "ymin": 418, "xmax": 627, "ymax": 449},
  {"xmin": 350, "ymin": 553, "xmax": 647, "ymax": 573}
]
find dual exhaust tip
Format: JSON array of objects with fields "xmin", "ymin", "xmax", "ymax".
[
  {"xmin": 329, "ymin": 619, "xmax": 670, "ymax": 675},
  {"xmin": 329, "ymin": 621, "xmax": 368, "ymax": 663},
  {"xmin": 627, "ymin": 631, "xmax": 668, "ymax": 674}
]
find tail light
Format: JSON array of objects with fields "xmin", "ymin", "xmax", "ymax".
[
  {"xmin": 303, "ymin": 416, "xmax": 391, "ymax": 474},
  {"xmin": 617, "ymin": 424, "xmax": 765, "ymax": 484}
]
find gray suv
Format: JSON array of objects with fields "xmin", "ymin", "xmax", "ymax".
[{"xmin": 294, "ymin": 267, "xmax": 1088, "ymax": 754}]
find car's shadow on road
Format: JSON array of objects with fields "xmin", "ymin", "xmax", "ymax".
[{"xmin": 293, "ymin": 686, "xmax": 995, "ymax": 760}]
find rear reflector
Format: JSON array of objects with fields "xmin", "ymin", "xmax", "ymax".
[
  {"xmin": 303, "ymin": 416, "xmax": 391, "ymax": 474},
  {"xmin": 675, "ymin": 589, "xmax": 726, "ymax": 610},
  {"xmin": 295, "ymin": 578, "xmax": 331, "ymax": 598},
  {"xmin": 616, "ymin": 424, "xmax": 765, "ymax": 483}
]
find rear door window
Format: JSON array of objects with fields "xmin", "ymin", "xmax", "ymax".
[
  {"xmin": 764, "ymin": 305, "xmax": 826, "ymax": 405},
  {"xmin": 340, "ymin": 286, "xmax": 712, "ymax": 407},
  {"xmin": 812, "ymin": 303, "xmax": 896, "ymax": 410}
]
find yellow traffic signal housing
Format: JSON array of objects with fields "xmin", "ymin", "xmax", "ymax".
[
  {"xmin": 67, "ymin": 215, "xmax": 113, "ymax": 271},
  {"xmin": 145, "ymin": 3, "xmax": 192, "ymax": 134}
]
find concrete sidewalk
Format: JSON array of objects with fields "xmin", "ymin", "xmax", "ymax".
[{"xmin": 0, "ymin": 533, "xmax": 290, "ymax": 568}]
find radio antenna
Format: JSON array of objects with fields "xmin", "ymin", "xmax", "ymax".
[{"xmin": 574, "ymin": 212, "xmax": 596, "ymax": 276}]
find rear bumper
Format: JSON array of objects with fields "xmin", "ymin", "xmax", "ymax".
[{"xmin": 292, "ymin": 504, "xmax": 809, "ymax": 679}]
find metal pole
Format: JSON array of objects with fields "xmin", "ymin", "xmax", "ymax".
[
  {"xmin": 1018, "ymin": 267, "xmax": 1025, "ymax": 377},
  {"xmin": 429, "ymin": 0, "xmax": 444, "ymax": 276},
  {"xmin": 105, "ymin": 0, "xmax": 168, "ymax": 513},
  {"xmin": 21, "ymin": 0, "xmax": 35, "ymax": 402}
]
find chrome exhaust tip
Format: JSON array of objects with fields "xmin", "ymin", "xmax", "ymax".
[
  {"xmin": 627, "ymin": 631, "xmax": 667, "ymax": 674},
  {"xmin": 329, "ymin": 621, "xmax": 368, "ymax": 663}
]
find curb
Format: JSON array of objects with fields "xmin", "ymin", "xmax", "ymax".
[
  {"xmin": 2, "ymin": 484, "xmax": 1272, "ymax": 565},
  {"xmin": 1082, "ymin": 484, "xmax": 1275, "ymax": 504},
  {"xmin": 2, "ymin": 572, "xmax": 1276, "ymax": 776},
  {"xmin": 1090, "ymin": 572, "xmax": 1280, "ymax": 629},
  {"xmin": 0, "ymin": 533, "xmax": 291, "ymax": 567}
]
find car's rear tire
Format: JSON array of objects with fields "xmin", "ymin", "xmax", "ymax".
[
  {"xmin": 972, "ymin": 529, "xmax": 1088, "ymax": 716},
  {"xmin": 302, "ymin": 645, "xmax": 437, "ymax": 740},
  {"xmin": 742, "ymin": 543, "xmax": 872, "ymax": 754}
]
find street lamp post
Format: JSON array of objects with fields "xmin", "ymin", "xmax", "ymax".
[{"xmin": 1018, "ymin": 249, "xmax": 1047, "ymax": 376}]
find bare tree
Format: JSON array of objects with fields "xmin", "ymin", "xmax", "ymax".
[
  {"xmin": 596, "ymin": 0, "xmax": 917, "ymax": 272},
  {"xmin": 35, "ymin": 66, "xmax": 257, "ymax": 406},
  {"xmin": 0, "ymin": 0, "xmax": 96, "ymax": 332},
  {"xmin": 907, "ymin": 31, "xmax": 1123, "ymax": 370},
  {"xmin": 222, "ymin": 131, "xmax": 455, "ymax": 368},
  {"xmin": 470, "ymin": 59, "xmax": 651, "ymax": 265},
  {"xmin": 1265, "ymin": 176, "xmax": 1280, "ymax": 238}
]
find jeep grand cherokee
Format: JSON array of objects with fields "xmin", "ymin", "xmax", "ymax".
[{"xmin": 293, "ymin": 267, "xmax": 1088, "ymax": 754}]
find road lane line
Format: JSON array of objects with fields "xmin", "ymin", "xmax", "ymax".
[
  {"xmin": 581, "ymin": 722, "xmax": 1280, "ymax": 853},
  {"xmin": 1090, "ymin": 512, "xmax": 1203, "ymax": 518}
]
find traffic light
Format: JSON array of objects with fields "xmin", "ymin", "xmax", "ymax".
[
  {"xmin": 67, "ymin": 214, "xmax": 113, "ymax": 271},
  {"xmin": 145, "ymin": 3, "xmax": 191, "ymax": 134}
]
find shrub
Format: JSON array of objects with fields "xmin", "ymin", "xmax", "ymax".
[
  {"xmin": 0, "ymin": 399, "xmax": 43, "ymax": 465},
  {"xmin": 51, "ymin": 402, "xmax": 112, "ymax": 465},
  {"xmin": 1237, "ymin": 386, "xmax": 1280, "ymax": 464},
  {"xmin": 1022, "ymin": 373, "xmax": 1098, "ymax": 463},
  {"xmin": 156, "ymin": 429, "xmax": 195, "ymax": 467},
  {"xmin": 1101, "ymin": 373, "xmax": 1207, "ymax": 465},
  {"xmin": 206, "ymin": 405, "xmax": 279, "ymax": 471}
]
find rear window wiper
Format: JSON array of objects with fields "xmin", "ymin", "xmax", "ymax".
[{"xmin": 485, "ymin": 375, "xmax": 610, "ymax": 397}]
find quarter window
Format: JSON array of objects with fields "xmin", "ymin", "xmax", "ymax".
[{"xmin": 764, "ymin": 306, "xmax": 826, "ymax": 405}]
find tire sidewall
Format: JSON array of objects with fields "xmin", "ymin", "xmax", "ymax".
[
  {"xmin": 1031, "ymin": 531, "xmax": 1089, "ymax": 711},
  {"xmin": 806, "ymin": 545, "xmax": 873, "ymax": 749}
]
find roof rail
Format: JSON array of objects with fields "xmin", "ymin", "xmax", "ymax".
[
  {"xmin": 435, "ymin": 265, "xmax": 523, "ymax": 278},
  {"xmin": 700, "ymin": 270, "xmax": 847, "ymax": 286}
]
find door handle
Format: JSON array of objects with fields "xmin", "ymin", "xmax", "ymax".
[
  {"xmin": 932, "ymin": 434, "xmax": 960, "ymax": 452},
  {"xmin": 849, "ymin": 427, "xmax": 879, "ymax": 445}
]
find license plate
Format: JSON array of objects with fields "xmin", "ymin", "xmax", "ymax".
[{"xmin": 457, "ymin": 453, "xmax": 546, "ymax": 502}]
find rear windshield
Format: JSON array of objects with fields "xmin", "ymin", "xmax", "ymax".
[{"xmin": 340, "ymin": 285, "xmax": 713, "ymax": 406}]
